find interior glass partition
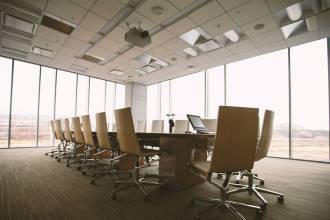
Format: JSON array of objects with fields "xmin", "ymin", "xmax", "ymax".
[
  {"xmin": 291, "ymin": 39, "xmax": 329, "ymax": 161},
  {"xmin": 0, "ymin": 57, "xmax": 12, "ymax": 148},
  {"xmin": 10, "ymin": 61, "xmax": 40, "ymax": 147}
]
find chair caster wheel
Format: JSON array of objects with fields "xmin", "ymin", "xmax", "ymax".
[
  {"xmin": 144, "ymin": 194, "xmax": 150, "ymax": 201},
  {"xmin": 235, "ymin": 180, "xmax": 240, "ymax": 184},
  {"xmin": 57, "ymin": 159, "xmax": 61, "ymax": 162},
  {"xmin": 90, "ymin": 179, "xmax": 95, "ymax": 185},
  {"xmin": 82, "ymin": 171, "xmax": 86, "ymax": 176},
  {"xmin": 217, "ymin": 174, "xmax": 222, "ymax": 179},
  {"xmin": 260, "ymin": 180, "xmax": 264, "ymax": 186},
  {"xmin": 66, "ymin": 164, "xmax": 70, "ymax": 167},
  {"xmin": 111, "ymin": 192, "xmax": 116, "ymax": 200},
  {"xmin": 50, "ymin": 155, "xmax": 54, "ymax": 158},
  {"xmin": 277, "ymin": 196, "xmax": 284, "ymax": 203},
  {"xmin": 45, "ymin": 153, "xmax": 48, "ymax": 156},
  {"xmin": 76, "ymin": 167, "xmax": 81, "ymax": 171},
  {"xmin": 114, "ymin": 183, "xmax": 118, "ymax": 188},
  {"xmin": 189, "ymin": 200, "xmax": 195, "ymax": 207},
  {"xmin": 260, "ymin": 204, "xmax": 267, "ymax": 210}
]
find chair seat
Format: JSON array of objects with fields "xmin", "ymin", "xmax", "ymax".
[
  {"xmin": 192, "ymin": 160, "xmax": 210, "ymax": 173},
  {"xmin": 140, "ymin": 148, "xmax": 160, "ymax": 156}
]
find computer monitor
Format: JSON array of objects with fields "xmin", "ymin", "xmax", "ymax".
[{"xmin": 186, "ymin": 114, "xmax": 208, "ymax": 133}]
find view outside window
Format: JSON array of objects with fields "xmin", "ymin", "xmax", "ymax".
[
  {"xmin": 106, "ymin": 82, "xmax": 115, "ymax": 130},
  {"xmin": 207, "ymin": 66, "xmax": 225, "ymax": 118},
  {"xmin": 55, "ymin": 70, "xmax": 77, "ymax": 119},
  {"xmin": 161, "ymin": 81, "xmax": 170, "ymax": 132},
  {"xmin": 0, "ymin": 57, "xmax": 12, "ymax": 148},
  {"xmin": 76, "ymin": 75, "xmax": 89, "ymax": 116},
  {"xmin": 89, "ymin": 78, "xmax": 106, "ymax": 130},
  {"xmin": 38, "ymin": 67, "xmax": 56, "ymax": 146},
  {"xmin": 227, "ymin": 49, "xmax": 290, "ymax": 158},
  {"xmin": 147, "ymin": 84, "xmax": 158, "ymax": 122},
  {"xmin": 115, "ymin": 84, "xmax": 126, "ymax": 109},
  {"xmin": 171, "ymin": 72, "xmax": 205, "ymax": 119},
  {"xmin": 11, "ymin": 61, "xmax": 40, "ymax": 147},
  {"xmin": 291, "ymin": 39, "xmax": 329, "ymax": 161}
]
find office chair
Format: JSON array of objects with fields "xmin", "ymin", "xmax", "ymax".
[
  {"xmin": 45, "ymin": 120, "xmax": 61, "ymax": 157},
  {"xmin": 111, "ymin": 107, "xmax": 163, "ymax": 201},
  {"xmin": 151, "ymin": 120, "xmax": 164, "ymax": 133},
  {"xmin": 136, "ymin": 120, "xmax": 147, "ymax": 132},
  {"xmin": 173, "ymin": 120, "xmax": 189, "ymax": 133},
  {"xmin": 52, "ymin": 119, "xmax": 66, "ymax": 159},
  {"xmin": 66, "ymin": 117, "xmax": 86, "ymax": 167},
  {"xmin": 227, "ymin": 110, "xmax": 284, "ymax": 209},
  {"xmin": 189, "ymin": 106, "xmax": 262, "ymax": 219},
  {"xmin": 56, "ymin": 118, "xmax": 73, "ymax": 162}
]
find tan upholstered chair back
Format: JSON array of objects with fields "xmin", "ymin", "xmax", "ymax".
[
  {"xmin": 63, "ymin": 118, "xmax": 72, "ymax": 142},
  {"xmin": 95, "ymin": 112, "xmax": 111, "ymax": 150},
  {"xmin": 151, "ymin": 120, "xmax": 164, "ymax": 133},
  {"xmin": 114, "ymin": 107, "xmax": 141, "ymax": 155},
  {"xmin": 209, "ymin": 106, "xmax": 259, "ymax": 173},
  {"xmin": 136, "ymin": 120, "xmax": 146, "ymax": 132},
  {"xmin": 112, "ymin": 123, "xmax": 117, "ymax": 132},
  {"xmin": 255, "ymin": 110, "xmax": 274, "ymax": 161},
  {"xmin": 173, "ymin": 120, "xmax": 189, "ymax": 133},
  {"xmin": 54, "ymin": 119, "xmax": 64, "ymax": 140},
  {"xmin": 201, "ymin": 119, "xmax": 217, "ymax": 132},
  {"xmin": 50, "ymin": 120, "xmax": 57, "ymax": 139},
  {"xmin": 81, "ymin": 115, "xmax": 94, "ymax": 146},
  {"xmin": 71, "ymin": 117, "xmax": 84, "ymax": 145}
]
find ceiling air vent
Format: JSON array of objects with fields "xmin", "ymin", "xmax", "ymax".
[
  {"xmin": 81, "ymin": 54, "xmax": 104, "ymax": 63},
  {"xmin": 32, "ymin": 46, "xmax": 54, "ymax": 57},
  {"xmin": 4, "ymin": 14, "xmax": 37, "ymax": 34},
  {"xmin": 41, "ymin": 13, "xmax": 77, "ymax": 35}
]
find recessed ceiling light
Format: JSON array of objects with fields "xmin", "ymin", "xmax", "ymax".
[
  {"xmin": 224, "ymin": 30, "xmax": 240, "ymax": 43},
  {"xmin": 110, "ymin": 69, "xmax": 124, "ymax": 76},
  {"xmin": 32, "ymin": 46, "xmax": 54, "ymax": 57},
  {"xmin": 286, "ymin": 2, "xmax": 303, "ymax": 21},
  {"xmin": 197, "ymin": 39, "xmax": 220, "ymax": 52},
  {"xmin": 254, "ymin": 23, "xmax": 265, "ymax": 30},
  {"xmin": 183, "ymin": 48, "xmax": 198, "ymax": 57},
  {"xmin": 151, "ymin": 6, "xmax": 164, "ymax": 17},
  {"xmin": 42, "ymin": 13, "xmax": 76, "ymax": 35},
  {"xmin": 81, "ymin": 54, "xmax": 104, "ymax": 63}
]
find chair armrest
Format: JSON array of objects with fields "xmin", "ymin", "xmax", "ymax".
[{"xmin": 93, "ymin": 150, "xmax": 111, "ymax": 159}]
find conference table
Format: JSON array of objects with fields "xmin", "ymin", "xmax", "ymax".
[{"xmin": 106, "ymin": 132, "xmax": 215, "ymax": 191}]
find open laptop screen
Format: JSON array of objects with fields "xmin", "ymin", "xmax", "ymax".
[{"xmin": 187, "ymin": 114, "xmax": 207, "ymax": 132}]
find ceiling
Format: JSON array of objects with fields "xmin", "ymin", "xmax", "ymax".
[{"xmin": 1, "ymin": 0, "xmax": 330, "ymax": 85}]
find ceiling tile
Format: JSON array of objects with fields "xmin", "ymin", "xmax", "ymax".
[
  {"xmin": 236, "ymin": 48, "xmax": 260, "ymax": 60},
  {"xmin": 152, "ymin": 29, "xmax": 175, "ymax": 44},
  {"xmin": 138, "ymin": 41, "xmax": 159, "ymax": 51},
  {"xmin": 266, "ymin": 0, "xmax": 301, "ymax": 12},
  {"xmin": 136, "ymin": 0, "xmax": 179, "ymax": 24},
  {"xmin": 259, "ymin": 40, "xmax": 287, "ymax": 53},
  {"xmin": 46, "ymin": 0, "xmax": 87, "ymax": 24},
  {"xmin": 252, "ymin": 29, "xmax": 284, "ymax": 47},
  {"xmin": 27, "ymin": 53, "xmax": 51, "ymax": 65},
  {"xmin": 127, "ymin": 59, "xmax": 144, "ymax": 68},
  {"xmin": 317, "ymin": 10, "xmax": 330, "ymax": 29},
  {"xmin": 56, "ymin": 46, "xmax": 77, "ymax": 57},
  {"xmin": 148, "ymin": 46, "xmax": 173, "ymax": 58},
  {"xmin": 121, "ymin": 12, "xmax": 156, "ymax": 31},
  {"xmin": 106, "ymin": 26, "xmax": 129, "ymax": 45},
  {"xmin": 217, "ymin": 0, "xmax": 249, "ymax": 11},
  {"xmin": 201, "ymin": 13, "xmax": 238, "ymax": 37},
  {"xmin": 69, "ymin": 0, "xmax": 97, "ymax": 9},
  {"xmin": 286, "ymin": 31, "xmax": 320, "ymax": 47},
  {"xmin": 74, "ymin": 58, "xmax": 97, "ymax": 68},
  {"xmin": 163, "ymin": 53, "xmax": 187, "ymax": 65},
  {"xmin": 33, "ymin": 37, "xmax": 61, "ymax": 52},
  {"xmin": 123, "ymin": 47, "xmax": 143, "ymax": 58},
  {"xmin": 188, "ymin": 1, "xmax": 225, "ymax": 25},
  {"xmin": 162, "ymin": 37, "xmax": 190, "ymax": 52},
  {"xmin": 206, "ymin": 47, "xmax": 233, "ymax": 60},
  {"xmin": 166, "ymin": 17, "xmax": 197, "ymax": 36},
  {"xmin": 91, "ymin": 0, "xmax": 125, "ymax": 20},
  {"xmin": 80, "ymin": 12, "xmax": 108, "ymax": 32},
  {"xmin": 228, "ymin": 0, "xmax": 270, "ymax": 26},
  {"xmin": 241, "ymin": 15, "xmax": 278, "ymax": 37},
  {"xmin": 71, "ymin": 26, "xmax": 96, "ymax": 42},
  {"xmin": 88, "ymin": 46, "xmax": 116, "ymax": 59},
  {"xmin": 64, "ymin": 37, "xmax": 86, "ymax": 50},
  {"xmin": 111, "ymin": 54, "xmax": 131, "ymax": 64},
  {"xmin": 189, "ymin": 54, "xmax": 212, "ymax": 65},
  {"xmin": 97, "ymin": 37, "xmax": 125, "ymax": 52},
  {"xmin": 36, "ymin": 25, "xmax": 68, "ymax": 45},
  {"xmin": 226, "ymin": 39, "xmax": 256, "ymax": 54},
  {"xmin": 167, "ymin": 0, "xmax": 194, "ymax": 10}
]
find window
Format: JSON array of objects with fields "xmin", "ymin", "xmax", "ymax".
[
  {"xmin": 147, "ymin": 84, "xmax": 159, "ymax": 121},
  {"xmin": 0, "ymin": 57, "xmax": 12, "ymax": 148},
  {"xmin": 55, "ymin": 70, "xmax": 77, "ymax": 119},
  {"xmin": 89, "ymin": 78, "xmax": 106, "ymax": 130},
  {"xmin": 206, "ymin": 66, "xmax": 225, "ymax": 118},
  {"xmin": 171, "ymin": 72, "xmax": 205, "ymax": 119},
  {"xmin": 227, "ymin": 49, "xmax": 290, "ymax": 158},
  {"xmin": 106, "ymin": 81, "xmax": 115, "ymax": 130},
  {"xmin": 291, "ymin": 39, "xmax": 329, "ymax": 161},
  {"xmin": 11, "ymin": 61, "xmax": 40, "ymax": 147},
  {"xmin": 76, "ymin": 75, "xmax": 89, "ymax": 116},
  {"xmin": 38, "ymin": 67, "xmax": 56, "ymax": 146},
  {"xmin": 115, "ymin": 83, "xmax": 126, "ymax": 109},
  {"xmin": 160, "ymin": 81, "xmax": 170, "ymax": 119}
]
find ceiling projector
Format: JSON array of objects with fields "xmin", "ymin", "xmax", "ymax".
[{"xmin": 125, "ymin": 27, "xmax": 151, "ymax": 48}]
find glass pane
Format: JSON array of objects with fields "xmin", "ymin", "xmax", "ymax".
[
  {"xmin": 227, "ymin": 49, "xmax": 289, "ymax": 158},
  {"xmin": 106, "ymin": 81, "xmax": 115, "ymax": 130},
  {"xmin": 147, "ymin": 84, "xmax": 158, "ymax": 121},
  {"xmin": 291, "ymin": 39, "xmax": 329, "ymax": 161},
  {"xmin": 115, "ymin": 83, "xmax": 126, "ymax": 109},
  {"xmin": 171, "ymin": 72, "xmax": 205, "ymax": 119},
  {"xmin": 76, "ymin": 75, "xmax": 89, "ymax": 116},
  {"xmin": 89, "ymin": 78, "xmax": 106, "ymax": 130},
  {"xmin": 11, "ymin": 60, "xmax": 40, "ymax": 147},
  {"xmin": 160, "ymin": 81, "xmax": 170, "ymax": 119},
  {"xmin": 207, "ymin": 66, "xmax": 225, "ymax": 118},
  {"xmin": 55, "ymin": 70, "xmax": 77, "ymax": 119},
  {"xmin": 0, "ymin": 57, "xmax": 12, "ymax": 148},
  {"xmin": 38, "ymin": 67, "xmax": 56, "ymax": 146}
]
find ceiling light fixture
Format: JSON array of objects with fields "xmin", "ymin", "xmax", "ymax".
[
  {"xmin": 4, "ymin": 14, "xmax": 36, "ymax": 34},
  {"xmin": 31, "ymin": 46, "xmax": 54, "ymax": 57},
  {"xmin": 223, "ymin": 30, "xmax": 240, "ymax": 43},
  {"xmin": 281, "ymin": 20, "xmax": 305, "ymax": 38},
  {"xmin": 183, "ymin": 48, "xmax": 198, "ymax": 57},
  {"xmin": 151, "ymin": 6, "xmax": 164, "ymax": 17},
  {"xmin": 285, "ymin": 2, "xmax": 303, "ymax": 21},
  {"xmin": 110, "ymin": 69, "xmax": 124, "ymax": 76},
  {"xmin": 254, "ymin": 23, "xmax": 265, "ymax": 30}
]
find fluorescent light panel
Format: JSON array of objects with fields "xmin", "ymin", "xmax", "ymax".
[
  {"xmin": 4, "ymin": 14, "xmax": 36, "ymax": 34},
  {"xmin": 110, "ymin": 69, "xmax": 124, "ymax": 76},
  {"xmin": 286, "ymin": 2, "xmax": 303, "ymax": 21},
  {"xmin": 32, "ymin": 46, "xmax": 54, "ymax": 57}
]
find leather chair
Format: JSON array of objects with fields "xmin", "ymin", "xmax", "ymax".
[
  {"xmin": 173, "ymin": 120, "xmax": 189, "ymax": 133},
  {"xmin": 227, "ymin": 110, "xmax": 284, "ymax": 209},
  {"xmin": 45, "ymin": 120, "xmax": 61, "ymax": 157},
  {"xmin": 53, "ymin": 119, "xmax": 65, "ymax": 159},
  {"xmin": 190, "ymin": 106, "xmax": 262, "ymax": 219},
  {"xmin": 66, "ymin": 117, "xmax": 86, "ymax": 167},
  {"xmin": 56, "ymin": 118, "xmax": 73, "ymax": 162},
  {"xmin": 111, "ymin": 107, "xmax": 163, "ymax": 201}
]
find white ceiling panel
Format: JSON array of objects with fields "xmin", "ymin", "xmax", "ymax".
[
  {"xmin": 241, "ymin": 15, "xmax": 278, "ymax": 37},
  {"xmin": 33, "ymin": 37, "xmax": 62, "ymax": 52},
  {"xmin": 201, "ymin": 13, "xmax": 238, "ymax": 37},
  {"xmin": 27, "ymin": 53, "xmax": 51, "ymax": 64},
  {"xmin": 152, "ymin": 30, "xmax": 175, "ymax": 44},
  {"xmin": 136, "ymin": 0, "xmax": 179, "ymax": 24},
  {"xmin": 168, "ymin": 0, "xmax": 194, "ymax": 10},
  {"xmin": 88, "ymin": 46, "xmax": 116, "ymax": 59},
  {"xmin": 74, "ymin": 58, "xmax": 97, "ymax": 68},
  {"xmin": 188, "ymin": 1, "xmax": 225, "ymax": 25},
  {"xmin": 91, "ymin": 0, "xmax": 125, "ymax": 20},
  {"xmin": 148, "ymin": 46, "xmax": 173, "ymax": 58},
  {"xmin": 111, "ymin": 54, "xmax": 131, "ymax": 64},
  {"xmin": 236, "ymin": 48, "xmax": 260, "ymax": 60},
  {"xmin": 228, "ymin": 0, "xmax": 270, "ymax": 26},
  {"xmin": 80, "ymin": 12, "xmax": 108, "ymax": 33},
  {"xmin": 166, "ymin": 17, "xmax": 197, "ymax": 36},
  {"xmin": 64, "ymin": 37, "xmax": 86, "ymax": 50},
  {"xmin": 265, "ymin": 0, "xmax": 301, "ymax": 12},
  {"xmin": 227, "ymin": 39, "xmax": 256, "ymax": 54},
  {"xmin": 217, "ymin": 0, "xmax": 249, "ymax": 11},
  {"xmin": 163, "ymin": 53, "xmax": 187, "ymax": 65},
  {"xmin": 46, "ymin": 0, "xmax": 87, "ymax": 24},
  {"xmin": 258, "ymin": 40, "xmax": 287, "ymax": 54},
  {"xmin": 127, "ymin": 59, "xmax": 145, "ymax": 68},
  {"xmin": 1, "ymin": 37, "xmax": 31, "ymax": 52},
  {"xmin": 106, "ymin": 26, "xmax": 129, "ymax": 45},
  {"xmin": 96, "ymin": 37, "xmax": 125, "ymax": 52},
  {"xmin": 251, "ymin": 29, "xmax": 284, "ymax": 47},
  {"xmin": 123, "ymin": 48, "xmax": 143, "ymax": 58},
  {"xmin": 121, "ymin": 12, "xmax": 156, "ymax": 31},
  {"xmin": 56, "ymin": 46, "xmax": 77, "ymax": 57},
  {"xmin": 69, "ymin": 0, "xmax": 97, "ymax": 9},
  {"xmin": 162, "ymin": 37, "xmax": 190, "ymax": 52},
  {"xmin": 36, "ymin": 25, "xmax": 68, "ymax": 45},
  {"xmin": 71, "ymin": 26, "xmax": 96, "ymax": 42},
  {"xmin": 206, "ymin": 47, "xmax": 233, "ymax": 60}
]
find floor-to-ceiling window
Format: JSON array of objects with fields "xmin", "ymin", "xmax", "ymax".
[
  {"xmin": 115, "ymin": 83, "xmax": 126, "ymax": 109},
  {"xmin": 227, "ymin": 49, "xmax": 290, "ymax": 158},
  {"xmin": 147, "ymin": 84, "xmax": 158, "ymax": 122},
  {"xmin": 89, "ymin": 78, "xmax": 106, "ymax": 129},
  {"xmin": 76, "ymin": 75, "xmax": 89, "ymax": 116},
  {"xmin": 10, "ymin": 61, "xmax": 40, "ymax": 147},
  {"xmin": 106, "ymin": 81, "xmax": 116, "ymax": 130},
  {"xmin": 206, "ymin": 66, "xmax": 225, "ymax": 118},
  {"xmin": 38, "ymin": 67, "xmax": 56, "ymax": 146},
  {"xmin": 291, "ymin": 39, "xmax": 329, "ymax": 161},
  {"xmin": 0, "ymin": 57, "xmax": 12, "ymax": 148}
]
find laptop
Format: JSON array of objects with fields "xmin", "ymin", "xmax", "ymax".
[{"xmin": 186, "ymin": 114, "xmax": 210, "ymax": 134}]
